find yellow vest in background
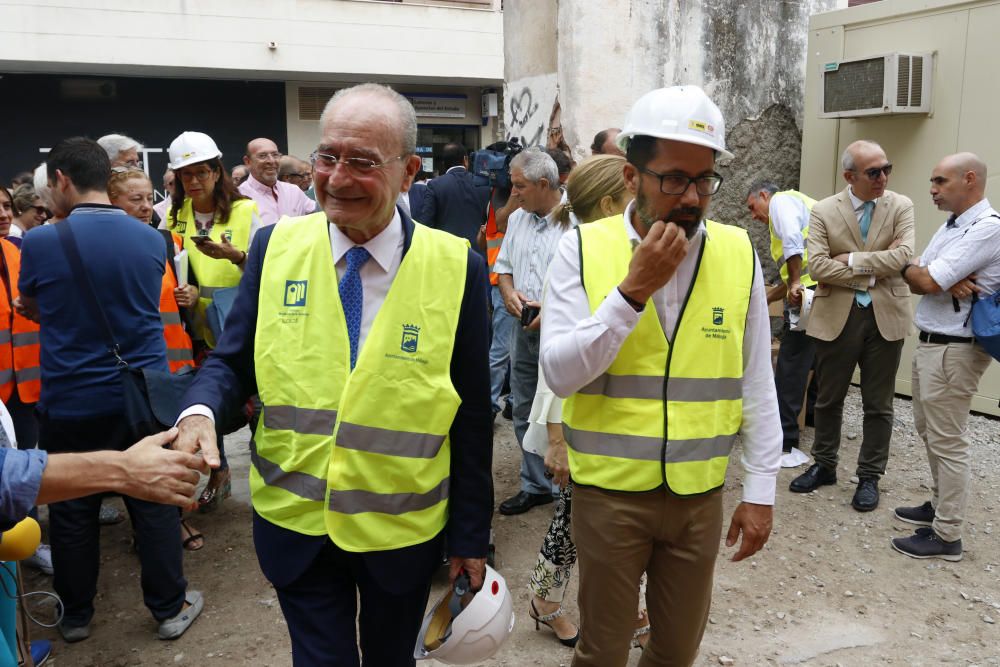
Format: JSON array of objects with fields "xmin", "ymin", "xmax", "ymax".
[
  {"xmin": 253, "ymin": 213, "xmax": 468, "ymax": 552},
  {"xmin": 562, "ymin": 215, "xmax": 754, "ymax": 495},
  {"xmin": 768, "ymin": 190, "xmax": 817, "ymax": 288}
]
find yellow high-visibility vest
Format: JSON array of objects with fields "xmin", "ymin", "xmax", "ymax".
[
  {"xmin": 768, "ymin": 190, "xmax": 817, "ymax": 288},
  {"xmin": 167, "ymin": 198, "xmax": 257, "ymax": 345},
  {"xmin": 253, "ymin": 212, "xmax": 468, "ymax": 552},
  {"xmin": 562, "ymin": 215, "xmax": 754, "ymax": 495}
]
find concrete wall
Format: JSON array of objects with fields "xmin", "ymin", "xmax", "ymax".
[{"xmin": 502, "ymin": 0, "xmax": 845, "ymax": 276}]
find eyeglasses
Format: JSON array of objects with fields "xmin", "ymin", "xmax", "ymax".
[
  {"xmin": 854, "ymin": 164, "xmax": 893, "ymax": 181},
  {"xmin": 123, "ymin": 159, "xmax": 143, "ymax": 169},
  {"xmin": 253, "ymin": 152, "xmax": 282, "ymax": 161},
  {"xmin": 311, "ymin": 151, "xmax": 404, "ymax": 176},
  {"xmin": 639, "ymin": 168, "xmax": 724, "ymax": 196},
  {"xmin": 111, "ymin": 166, "xmax": 146, "ymax": 174},
  {"xmin": 31, "ymin": 206, "xmax": 48, "ymax": 215},
  {"xmin": 179, "ymin": 168, "xmax": 218, "ymax": 182}
]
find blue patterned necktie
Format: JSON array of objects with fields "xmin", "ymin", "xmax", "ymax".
[
  {"xmin": 339, "ymin": 246, "xmax": 371, "ymax": 369},
  {"xmin": 855, "ymin": 200, "xmax": 875, "ymax": 308}
]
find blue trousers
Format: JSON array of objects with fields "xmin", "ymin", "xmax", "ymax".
[
  {"xmin": 510, "ymin": 325, "xmax": 557, "ymax": 496},
  {"xmin": 488, "ymin": 286, "xmax": 515, "ymax": 414}
]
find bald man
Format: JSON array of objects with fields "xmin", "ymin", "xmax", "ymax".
[
  {"xmin": 238, "ymin": 138, "xmax": 316, "ymax": 226},
  {"xmin": 893, "ymin": 153, "xmax": 1000, "ymax": 561}
]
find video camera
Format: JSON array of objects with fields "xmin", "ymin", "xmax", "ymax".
[{"xmin": 470, "ymin": 138, "xmax": 523, "ymax": 191}]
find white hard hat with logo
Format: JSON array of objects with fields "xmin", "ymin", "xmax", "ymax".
[
  {"xmin": 168, "ymin": 131, "xmax": 223, "ymax": 170},
  {"xmin": 414, "ymin": 565, "xmax": 514, "ymax": 664},
  {"xmin": 616, "ymin": 85, "xmax": 734, "ymax": 161}
]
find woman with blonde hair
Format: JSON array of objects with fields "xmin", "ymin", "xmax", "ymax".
[{"xmin": 526, "ymin": 154, "xmax": 651, "ymax": 649}]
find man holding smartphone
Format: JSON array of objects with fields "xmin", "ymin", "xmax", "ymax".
[{"xmin": 494, "ymin": 150, "xmax": 570, "ymax": 516}]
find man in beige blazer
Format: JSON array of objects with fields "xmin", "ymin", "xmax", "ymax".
[{"xmin": 790, "ymin": 140, "xmax": 914, "ymax": 512}]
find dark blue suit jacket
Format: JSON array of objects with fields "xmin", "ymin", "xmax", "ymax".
[
  {"xmin": 408, "ymin": 181, "xmax": 429, "ymax": 223},
  {"xmin": 421, "ymin": 167, "xmax": 491, "ymax": 255},
  {"xmin": 181, "ymin": 208, "xmax": 494, "ymax": 593}
]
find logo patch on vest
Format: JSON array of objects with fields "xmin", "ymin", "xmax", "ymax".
[
  {"xmin": 284, "ymin": 280, "xmax": 308, "ymax": 307},
  {"xmin": 712, "ymin": 307, "xmax": 724, "ymax": 325},
  {"xmin": 400, "ymin": 324, "xmax": 420, "ymax": 353},
  {"xmin": 702, "ymin": 306, "xmax": 732, "ymax": 340}
]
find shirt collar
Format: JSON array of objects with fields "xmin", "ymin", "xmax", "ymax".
[
  {"xmin": 622, "ymin": 200, "xmax": 706, "ymax": 246},
  {"xmin": 528, "ymin": 190, "xmax": 568, "ymax": 228},
  {"xmin": 952, "ymin": 198, "xmax": 993, "ymax": 228},
  {"xmin": 848, "ymin": 186, "xmax": 878, "ymax": 211},
  {"xmin": 445, "ymin": 165, "xmax": 466, "ymax": 174},
  {"xmin": 330, "ymin": 208, "xmax": 402, "ymax": 273},
  {"xmin": 244, "ymin": 172, "xmax": 278, "ymax": 196}
]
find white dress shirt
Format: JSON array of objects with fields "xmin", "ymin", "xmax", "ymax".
[
  {"xmin": 539, "ymin": 201, "xmax": 781, "ymax": 504},
  {"xmin": 493, "ymin": 191, "xmax": 570, "ymax": 302},
  {"xmin": 768, "ymin": 192, "xmax": 810, "ymax": 263},
  {"xmin": 178, "ymin": 210, "xmax": 403, "ymax": 424}
]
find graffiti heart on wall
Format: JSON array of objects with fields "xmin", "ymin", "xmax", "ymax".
[{"xmin": 503, "ymin": 73, "xmax": 557, "ymax": 148}]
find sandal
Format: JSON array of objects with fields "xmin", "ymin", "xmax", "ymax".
[
  {"xmin": 180, "ymin": 519, "xmax": 204, "ymax": 551},
  {"xmin": 529, "ymin": 599, "xmax": 579, "ymax": 648},
  {"xmin": 197, "ymin": 467, "xmax": 232, "ymax": 513},
  {"xmin": 631, "ymin": 609, "xmax": 650, "ymax": 649}
]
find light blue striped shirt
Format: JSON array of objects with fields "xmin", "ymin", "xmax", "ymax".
[{"xmin": 493, "ymin": 192, "xmax": 571, "ymax": 302}]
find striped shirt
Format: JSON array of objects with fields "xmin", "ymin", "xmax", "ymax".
[{"xmin": 493, "ymin": 191, "xmax": 571, "ymax": 302}]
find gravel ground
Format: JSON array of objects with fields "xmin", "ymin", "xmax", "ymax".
[{"xmin": 19, "ymin": 385, "xmax": 1000, "ymax": 666}]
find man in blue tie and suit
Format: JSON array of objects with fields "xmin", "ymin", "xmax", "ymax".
[
  {"xmin": 789, "ymin": 140, "xmax": 914, "ymax": 512},
  {"xmin": 172, "ymin": 83, "xmax": 493, "ymax": 667}
]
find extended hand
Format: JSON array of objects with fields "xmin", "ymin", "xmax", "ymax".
[
  {"xmin": 174, "ymin": 414, "xmax": 221, "ymax": 468},
  {"xmin": 618, "ymin": 221, "xmax": 687, "ymax": 304},
  {"xmin": 448, "ymin": 556, "xmax": 487, "ymax": 591},
  {"xmin": 725, "ymin": 502, "xmax": 773, "ymax": 562},
  {"xmin": 544, "ymin": 440, "xmax": 570, "ymax": 488},
  {"xmin": 120, "ymin": 428, "xmax": 210, "ymax": 506}
]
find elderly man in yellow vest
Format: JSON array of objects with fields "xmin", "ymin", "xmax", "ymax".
[
  {"xmin": 541, "ymin": 86, "xmax": 781, "ymax": 666},
  {"xmin": 173, "ymin": 83, "xmax": 494, "ymax": 666},
  {"xmin": 747, "ymin": 181, "xmax": 818, "ymax": 468}
]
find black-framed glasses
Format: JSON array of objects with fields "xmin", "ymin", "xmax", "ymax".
[
  {"xmin": 311, "ymin": 151, "xmax": 404, "ymax": 176},
  {"xmin": 855, "ymin": 163, "xmax": 892, "ymax": 181},
  {"xmin": 639, "ymin": 168, "xmax": 723, "ymax": 196},
  {"xmin": 30, "ymin": 206, "xmax": 48, "ymax": 215}
]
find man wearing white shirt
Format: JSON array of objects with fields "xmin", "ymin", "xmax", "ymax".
[
  {"xmin": 540, "ymin": 86, "xmax": 780, "ymax": 665},
  {"xmin": 894, "ymin": 152, "xmax": 1000, "ymax": 561},
  {"xmin": 238, "ymin": 138, "xmax": 316, "ymax": 226},
  {"xmin": 793, "ymin": 140, "xmax": 914, "ymax": 513}
]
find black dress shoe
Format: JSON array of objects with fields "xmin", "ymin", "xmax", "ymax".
[
  {"xmin": 502, "ymin": 402, "xmax": 513, "ymax": 420},
  {"xmin": 852, "ymin": 476, "xmax": 880, "ymax": 512},
  {"xmin": 789, "ymin": 463, "xmax": 837, "ymax": 493},
  {"xmin": 498, "ymin": 491, "xmax": 553, "ymax": 516}
]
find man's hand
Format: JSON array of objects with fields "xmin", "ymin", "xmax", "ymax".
[
  {"xmin": 174, "ymin": 414, "xmax": 221, "ymax": 468},
  {"xmin": 524, "ymin": 300, "xmax": 542, "ymax": 331},
  {"xmin": 173, "ymin": 284, "xmax": 199, "ymax": 309},
  {"xmin": 725, "ymin": 502, "xmax": 773, "ymax": 562},
  {"xmin": 448, "ymin": 556, "xmax": 487, "ymax": 591},
  {"xmin": 544, "ymin": 439, "xmax": 570, "ymax": 489},
  {"xmin": 120, "ymin": 429, "xmax": 210, "ymax": 506},
  {"xmin": 476, "ymin": 224, "xmax": 487, "ymax": 251},
  {"xmin": 502, "ymin": 289, "xmax": 528, "ymax": 319},
  {"xmin": 948, "ymin": 274, "xmax": 984, "ymax": 300},
  {"xmin": 787, "ymin": 281, "xmax": 803, "ymax": 307},
  {"xmin": 12, "ymin": 296, "xmax": 39, "ymax": 323},
  {"xmin": 832, "ymin": 253, "xmax": 850, "ymax": 265},
  {"xmin": 618, "ymin": 221, "xmax": 687, "ymax": 304}
]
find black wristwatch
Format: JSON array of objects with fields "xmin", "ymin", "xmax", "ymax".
[
  {"xmin": 617, "ymin": 287, "xmax": 645, "ymax": 312},
  {"xmin": 900, "ymin": 263, "xmax": 914, "ymax": 278}
]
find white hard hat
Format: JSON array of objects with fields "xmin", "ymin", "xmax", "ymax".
[
  {"xmin": 414, "ymin": 565, "xmax": 514, "ymax": 665},
  {"xmin": 168, "ymin": 131, "xmax": 222, "ymax": 170},
  {"xmin": 789, "ymin": 287, "xmax": 814, "ymax": 332},
  {"xmin": 617, "ymin": 85, "xmax": 734, "ymax": 161}
]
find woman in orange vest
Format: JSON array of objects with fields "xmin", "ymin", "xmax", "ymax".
[{"xmin": 108, "ymin": 169, "xmax": 205, "ymax": 551}]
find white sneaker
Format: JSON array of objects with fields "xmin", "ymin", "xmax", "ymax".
[
  {"xmin": 780, "ymin": 448, "xmax": 810, "ymax": 469},
  {"xmin": 23, "ymin": 543, "xmax": 54, "ymax": 575}
]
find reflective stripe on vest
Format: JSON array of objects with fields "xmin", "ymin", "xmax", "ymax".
[
  {"xmin": 253, "ymin": 213, "xmax": 467, "ymax": 549},
  {"xmin": 485, "ymin": 200, "xmax": 503, "ymax": 286},
  {"xmin": 168, "ymin": 198, "xmax": 256, "ymax": 347},
  {"xmin": 768, "ymin": 190, "xmax": 817, "ymax": 288},
  {"xmin": 561, "ymin": 215, "xmax": 753, "ymax": 495},
  {"xmin": 158, "ymin": 257, "xmax": 195, "ymax": 372},
  {"xmin": 0, "ymin": 239, "xmax": 41, "ymax": 404}
]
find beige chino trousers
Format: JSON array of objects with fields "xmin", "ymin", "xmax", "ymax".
[
  {"xmin": 911, "ymin": 341, "xmax": 992, "ymax": 542},
  {"xmin": 571, "ymin": 484, "xmax": 723, "ymax": 667}
]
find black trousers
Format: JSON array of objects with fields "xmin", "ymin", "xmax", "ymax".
[
  {"xmin": 774, "ymin": 325, "xmax": 817, "ymax": 449},
  {"xmin": 811, "ymin": 305, "xmax": 904, "ymax": 478},
  {"xmin": 39, "ymin": 411, "xmax": 186, "ymax": 627}
]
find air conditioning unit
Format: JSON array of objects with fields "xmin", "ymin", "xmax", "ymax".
[{"xmin": 819, "ymin": 52, "xmax": 932, "ymax": 118}]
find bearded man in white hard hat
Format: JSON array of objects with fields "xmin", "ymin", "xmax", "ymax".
[{"xmin": 540, "ymin": 86, "xmax": 781, "ymax": 666}]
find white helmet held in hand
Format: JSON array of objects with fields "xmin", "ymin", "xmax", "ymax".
[
  {"xmin": 616, "ymin": 85, "xmax": 734, "ymax": 161},
  {"xmin": 168, "ymin": 131, "xmax": 222, "ymax": 170},
  {"xmin": 414, "ymin": 565, "xmax": 514, "ymax": 665}
]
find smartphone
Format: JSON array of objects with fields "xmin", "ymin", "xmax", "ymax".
[{"xmin": 521, "ymin": 304, "xmax": 540, "ymax": 326}]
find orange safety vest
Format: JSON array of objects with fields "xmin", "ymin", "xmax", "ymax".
[
  {"xmin": 0, "ymin": 239, "xmax": 41, "ymax": 404},
  {"xmin": 160, "ymin": 233, "xmax": 195, "ymax": 372},
  {"xmin": 485, "ymin": 200, "xmax": 504, "ymax": 287}
]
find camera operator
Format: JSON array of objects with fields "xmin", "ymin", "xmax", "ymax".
[{"xmin": 493, "ymin": 150, "xmax": 571, "ymax": 516}]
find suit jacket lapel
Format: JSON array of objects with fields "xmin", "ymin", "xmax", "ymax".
[
  {"xmin": 837, "ymin": 187, "xmax": 864, "ymax": 249},
  {"xmin": 864, "ymin": 192, "xmax": 891, "ymax": 250}
]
